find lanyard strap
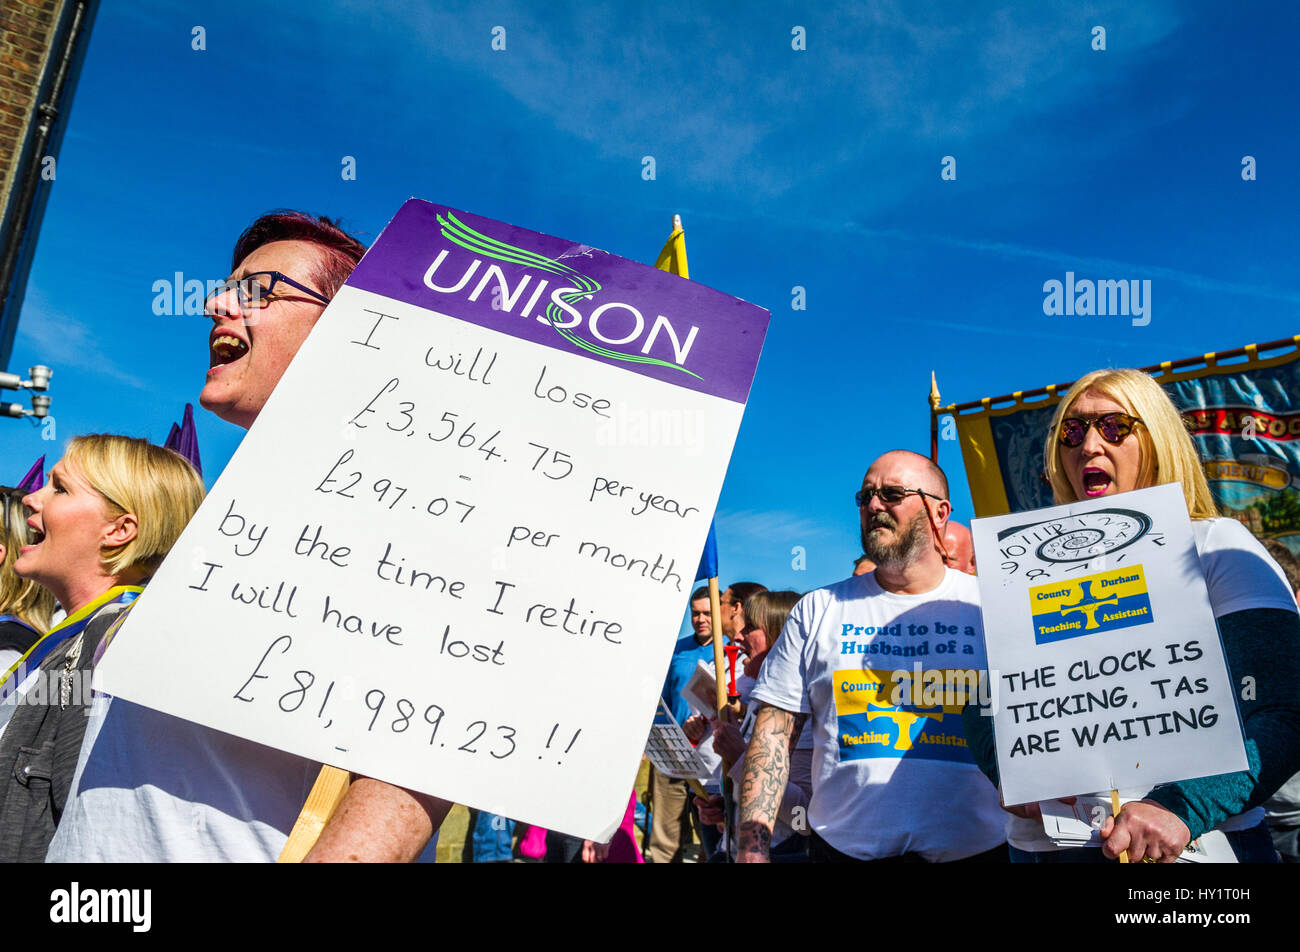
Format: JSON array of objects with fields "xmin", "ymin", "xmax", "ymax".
[{"xmin": 0, "ymin": 586, "xmax": 142, "ymax": 701}]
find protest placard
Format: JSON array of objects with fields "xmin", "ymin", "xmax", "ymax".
[
  {"xmin": 646, "ymin": 702, "xmax": 710, "ymax": 780},
  {"xmin": 95, "ymin": 200, "xmax": 768, "ymax": 840},
  {"xmin": 970, "ymin": 483, "xmax": 1247, "ymax": 806},
  {"xmin": 682, "ymin": 660, "xmax": 721, "ymax": 719}
]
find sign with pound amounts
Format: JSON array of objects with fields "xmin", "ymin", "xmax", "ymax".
[
  {"xmin": 95, "ymin": 200, "xmax": 769, "ymax": 841},
  {"xmin": 970, "ymin": 484, "xmax": 1247, "ymax": 806}
]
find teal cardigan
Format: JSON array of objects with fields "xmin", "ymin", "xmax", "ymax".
[{"xmin": 961, "ymin": 608, "xmax": 1300, "ymax": 841}]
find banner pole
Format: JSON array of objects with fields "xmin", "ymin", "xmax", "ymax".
[
  {"xmin": 941, "ymin": 333, "xmax": 1300, "ymax": 417},
  {"xmin": 930, "ymin": 371, "xmax": 941, "ymax": 463},
  {"xmin": 710, "ymin": 579, "xmax": 725, "ymax": 713},
  {"xmin": 708, "ymin": 578, "xmax": 738, "ymax": 860}
]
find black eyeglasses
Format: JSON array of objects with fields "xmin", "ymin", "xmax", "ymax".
[
  {"xmin": 855, "ymin": 486, "xmax": 945, "ymax": 507},
  {"xmin": 204, "ymin": 271, "xmax": 330, "ymax": 311},
  {"xmin": 1058, "ymin": 412, "xmax": 1143, "ymax": 448}
]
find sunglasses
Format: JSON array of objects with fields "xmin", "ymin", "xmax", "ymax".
[
  {"xmin": 1058, "ymin": 412, "xmax": 1143, "ymax": 448},
  {"xmin": 855, "ymin": 485, "xmax": 944, "ymax": 507}
]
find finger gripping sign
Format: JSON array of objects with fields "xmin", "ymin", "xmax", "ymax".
[
  {"xmin": 970, "ymin": 484, "xmax": 1247, "ymax": 807},
  {"xmin": 95, "ymin": 200, "xmax": 769, "ymax": 841}
]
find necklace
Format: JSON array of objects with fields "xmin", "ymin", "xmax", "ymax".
[{"xmin": 59, "ymin": 633, "xmax": 84, "ymax": 710}]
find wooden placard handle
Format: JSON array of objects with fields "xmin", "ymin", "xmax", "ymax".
[
  {"xmin": 1110, "ymin": 789, "xmax": 1129, "ymax": 864},
  {"xmin": 277, "ymin": 765, "xmax": 352, "ymax": 863}
]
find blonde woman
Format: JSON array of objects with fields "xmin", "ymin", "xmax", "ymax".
[
  {"xmin": 0, "ymin": 487, "xmax": 56, "ymax": 675},
  {"xmin": 965, "ymin": 368, "xmax": 1300, "ymax": 863},
  {"xmin": 0, "ymin": 435, "xmax": 204, "ymax": 861}
]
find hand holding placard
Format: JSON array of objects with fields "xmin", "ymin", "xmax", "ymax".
[
  {"xmin": 96, "ymin": 200, "xmax": 769, "ymax": 841},
  {"xmin": 970, "ymin": 484, "xmax": 1246, "ymax": 808}
]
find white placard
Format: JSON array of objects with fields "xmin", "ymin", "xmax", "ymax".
[
  {"xmin": 971, "ymin": 483, "xmax": 1247, "ymax": 806},
  {"xmin": 682, "ymin": 660, "xmax": 721, "ymax": 719},
  {"xmin": 645, "ymin": 703, "xmax": 710, "ymax": 780},
  {"xmin": 95, "ymin": 201, "xmax": 768, "ymax": 841}
]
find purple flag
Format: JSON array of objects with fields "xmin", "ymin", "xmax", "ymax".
[
  {"xmin": 164, "ymin": 404, "xmax": 202, "ymax": 477},
  {"xmin": 16, "ymin": 457, "xmax": 44, "ymax": 494}
]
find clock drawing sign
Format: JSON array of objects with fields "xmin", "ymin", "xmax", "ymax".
[
  {"xmin": 970, "ymin": 484, "xmax": 1247, "ymax": 806},
  {"xmin": 995, "ymin": 509, "xmax": 1158, "ymax": 645}
]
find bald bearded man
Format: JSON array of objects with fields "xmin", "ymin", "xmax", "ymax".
[{"xmin": 737, "ymin": 450, "xmax": 1004, "ymax": 863}]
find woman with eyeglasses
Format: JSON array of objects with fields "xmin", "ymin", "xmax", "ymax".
[
  {"xmin": 0, "ymin": 487, "xmax": 56, "ymax": 675},
  {"xmin": 0, "ymin": 435, "xmax": 204, "ymax": 861},
  {"xmin": 964, "ymin": 368, "xmax": 1300, "ymax": 862},
  {"xmin": 694, "ymin": 589, "xmax": 811, "ymax": 862}
]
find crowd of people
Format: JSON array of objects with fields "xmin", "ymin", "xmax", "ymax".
[
  {"xmin": 650, "ymin": 373, "xmax": 1300, "ymax": 865},
  {"xmin": 0, "ymin": 208, "xmax": 1297, "ymax": 863}
]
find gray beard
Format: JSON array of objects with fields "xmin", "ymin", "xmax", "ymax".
[{"xmin": 861, "ymin": 509, "xmax": 932, "ymax": 570}]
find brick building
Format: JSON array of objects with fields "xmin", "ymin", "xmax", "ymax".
[{"xmin": 0, "ymin": 0, "xmax": 99, "ymax": 370}]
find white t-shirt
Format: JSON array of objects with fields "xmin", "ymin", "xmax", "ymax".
[
  {"xmin": 751, "ymin": 569, "xmax": 1006, "ymax": 862},
  {"xmin": 47, "ymin": 696, "xmax": 442, "ymax": 863},
  {"xmin": 1007, "ymin": 517, "xmax": 1299, "ymax": 851},
  {"xmin": 700, "ymin": 662, "xmax": 815, "ymax": 853},
  {"xmin": 46, "ymin": 696, "xmax": 319, "ymax": 862},
  {"xmin": 726, "ymin": 691, "xmax": 814, "ymax": 851}
]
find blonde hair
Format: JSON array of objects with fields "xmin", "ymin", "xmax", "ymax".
[
  {"xmin": 1044, "ymin": 368, "xmax": 1218, "ymax": 519},
  {"xmin": 62, "ymin": 435, "xmax": 206, "ymax": 577},
  {"xmin": 742, "ymin": 590, "xmax": 802, "ymax": 647},
  {"xmin": 0, "ymin": 488, "xmax": 55, "ymax": 631}
]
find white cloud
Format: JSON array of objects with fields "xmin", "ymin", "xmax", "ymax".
[
  {"xmin": 16, "ymin": 288, "xmax": 150, "ymax": 391},
  {"xmin": 716, "ymin": 507, "xmax": 835, "ymax": 544},
  {"xmin": 845, "ymin": 226, "xmax": 1300, "ymax": 305},
  {"xmin": 315, "ymin": 0, "xmax": 1181, "ymax": 203}
]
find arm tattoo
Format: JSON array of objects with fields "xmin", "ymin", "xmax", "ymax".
[
  {"xmin": 737, "ymin": 821, "xmax": 771, "ymax": 858},
  {"xmin": 790, "ymin": 712, "xmax": 809, "ymax": 751},
  {"xmin": 739, "ymin": 704, "xmax": 795, "ymax": 859}
]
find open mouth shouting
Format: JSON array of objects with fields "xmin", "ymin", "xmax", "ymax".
[
  {"xmin": 209, "ymin": 330, "xmax": 249, "ymax": 369},
  {"xmin": 22, "ymin": 518, "xmax": 44, "ymax": 553},
  {"xmin": 1081, "ymin": 467, "xmax": 1113, "ymax": 497}
]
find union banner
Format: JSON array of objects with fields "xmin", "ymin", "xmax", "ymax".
[{"xmin": 941, "ymin": 335, "xmax": 1300, "ymax": 554}]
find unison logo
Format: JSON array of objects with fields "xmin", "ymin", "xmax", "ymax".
[
  {"xmin": 423, "ymin": 213, "xmax": 701, "ymax": 378},
  {"xmin": 1042, "ymin": 271, "xmax": 1151, "ymax": 327}
]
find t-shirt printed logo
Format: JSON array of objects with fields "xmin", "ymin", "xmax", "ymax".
[
  {"xmin": 833, "ymin": 668, "xmax": 978, "ymax": 764},
  {"xmin": 1029, "ymin": 564, "xmax": 1153, "ymax": 645}
]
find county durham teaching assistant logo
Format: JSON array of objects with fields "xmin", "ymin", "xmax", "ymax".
[
  {"xmin": 1030, "ymin": 565, "xmax": 1154, "ymax": 645},
  {"xmin": 425, "ymin": 212, "xmax": 702, "ymax": 379},
  {"xmin": 833, "ymin": 668, "xmax": 978, "ymax": 765}
]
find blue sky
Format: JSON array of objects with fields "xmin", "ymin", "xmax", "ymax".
[{"xmin": 3, "ymin": 0, "xmax": 1298, "ymax": 618}]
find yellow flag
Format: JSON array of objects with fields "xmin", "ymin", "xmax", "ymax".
[{"xmin": 654, "ymin": 215, "xmax": 689, "ymax": 279}]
